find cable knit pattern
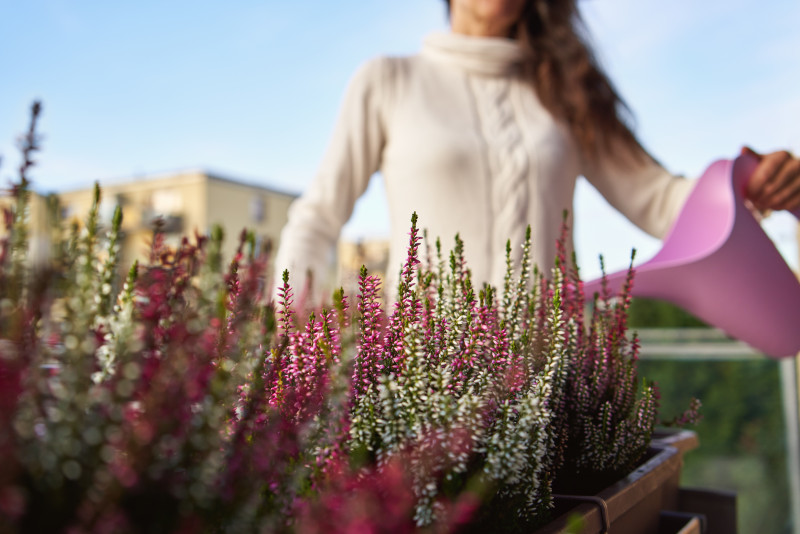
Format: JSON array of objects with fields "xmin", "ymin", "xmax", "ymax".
[
  {"xmin": 470, "ymin": 76, "xmax": 530, "ymax": 282},
  {"xmin": 273, "ymin": 31, "xmax": 695, "ymax": 305}
]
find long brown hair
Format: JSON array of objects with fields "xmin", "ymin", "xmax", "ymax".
[{"xmin": 446, "ymin": 0, "xmax": 645, "ymax": 161}]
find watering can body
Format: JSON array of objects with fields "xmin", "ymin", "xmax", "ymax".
[{"xmin": 583, "ymin": 154, "xmax": 800, "ymax": 358}]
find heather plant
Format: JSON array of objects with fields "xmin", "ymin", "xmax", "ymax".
[
  {"xmin": 546, "ymin": 242, "xmax": 659, "ymax": 493},
  {"xmin": 0, "ymin": 103, "xmax": 697, "ymax": 533},
  {"xmin": 0, "ymin": 103, "xmax": 343, "ymax": 533},
  {"xmin": 545, "ymin": 229, "xmax": 701, "ymax": 492},
  {"xmin": 346, "ymin": 217, "xmax": 568, "ymax": 530}
]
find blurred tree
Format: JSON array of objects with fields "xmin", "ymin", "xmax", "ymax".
[{"xmin": 627, "ymin": 298, "xmax": 706, "ymax": 328}]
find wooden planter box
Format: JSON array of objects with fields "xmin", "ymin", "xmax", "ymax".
[
  {"xmin": 534, "ymin": 444, "xmax": 683, "ymax": 533},
  {"xmin": 533, "ymin": 430, "xmax": 736, "ymax": 534},
  {"xmin": 653, "ymin": 430, "xmax": 737, "ymax": 534}
]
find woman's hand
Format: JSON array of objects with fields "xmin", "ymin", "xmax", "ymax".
[{"xmin": 743, "ymin": 146, "xmax": 800, "ymax": 212}]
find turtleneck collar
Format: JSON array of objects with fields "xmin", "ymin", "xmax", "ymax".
[{"xmin": 421, "ymin": 31, "xmax": 528, "ymax": 77}]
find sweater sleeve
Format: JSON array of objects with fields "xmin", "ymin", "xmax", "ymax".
[
  {"xmin": 273, "ymin": 57, "xmax": 388, "ymax": 303},
  {"xmin": 581, "ymin": 141, "xmax": 695, "ymax": 240}
]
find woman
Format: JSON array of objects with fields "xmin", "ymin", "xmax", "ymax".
[{"xmin": 274, "ymin": 0, "xmax": 800, "ymax": 303}]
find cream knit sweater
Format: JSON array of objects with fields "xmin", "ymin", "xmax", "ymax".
[{"xmin": 274, "ymin": 32, "xmax": 694, "ymax": 301}]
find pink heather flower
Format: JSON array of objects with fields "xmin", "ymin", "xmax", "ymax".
[
  {"xmin": 354, "ymin": 267, "xmax": 385, "ymax": 398},
  {"xmin": 294, "ymin": 456, "xmax": 419, "ymax": 534},
  {"xmin": 278, "ymin": 269, "xmax": 296, "ymax": 339}
]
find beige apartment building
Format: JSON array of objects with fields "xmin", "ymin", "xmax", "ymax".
[
  {"xmin": 1, "ymin": 171, "xmax": 296, "ymax": 275},
  {"xmin": 2, "ymin": 171, "xmax": 398, "ymax": 298},
  {"xmin": 337, "ymin": 238, "xmax": 391, "ymax": 298},
  {"xmin": 53, "ymin": 170, "xmax": 297, "ymax": 272}
]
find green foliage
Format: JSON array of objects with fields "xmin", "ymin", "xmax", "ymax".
[
  {"xmin": 640, "ymin": 359, "xmax": 789, "ymax": 534},
  {"xmin": 627, "ymin": 298, "xmax": 707, "ymax": 328}
]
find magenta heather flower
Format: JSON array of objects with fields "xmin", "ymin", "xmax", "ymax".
[
  {"xmin": 354, "ymin": 266, "xmax": 384, "ymax": 397},
  {"xmin": 294, "ymin": 456, "xmax": 419, "ymax": 534}
]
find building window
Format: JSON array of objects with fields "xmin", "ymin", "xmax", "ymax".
[{"xmin": 251, "ymin": 196, "xmax": 266, "ymax": 223}]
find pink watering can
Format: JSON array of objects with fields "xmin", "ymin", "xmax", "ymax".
[{"xmin": 583, "ymin": 153, "xmax": 800, "ymax": 358}]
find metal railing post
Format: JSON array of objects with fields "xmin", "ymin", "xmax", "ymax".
[{"xmin": 780, "ymin": 354, "xmax": 800, "ymax": 534}]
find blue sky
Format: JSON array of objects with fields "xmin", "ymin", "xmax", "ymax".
[{"xmin": 2, "ymin": 0, "xmax": 799, "ymax": 278}]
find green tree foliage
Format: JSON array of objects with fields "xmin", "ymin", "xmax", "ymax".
[{"xmin": 627, "ymin": 298, "xmax": 706, "ymax": 328}]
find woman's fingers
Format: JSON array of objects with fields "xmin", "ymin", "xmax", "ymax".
[
  {"xmin": 743, "ymin": 147, "xmax": 800, "ymax": 211},
  {"xmin": 766, "ymin": 157, "xmax": 800, "ymax": 210},
  {"xmin": 775, "ymin": 186, "xmax": 800, "ymax": 211}
]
